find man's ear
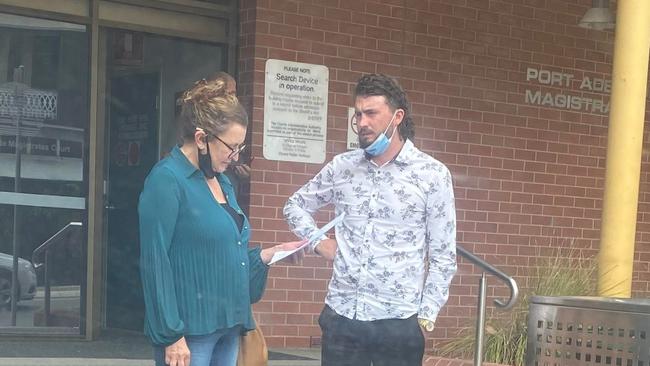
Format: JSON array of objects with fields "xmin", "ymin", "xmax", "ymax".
[{"xmin": 394, "ymin": 109, "xmax": 405, "ymax": 126}]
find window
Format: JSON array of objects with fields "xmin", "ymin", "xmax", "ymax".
[{"xmin": 0, "ymin": 13, "xmax": 88, "ymax": 332}]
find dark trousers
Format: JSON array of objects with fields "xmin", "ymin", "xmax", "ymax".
[{"xmin": 318, "ymin": 305, "xmax": 424, "ymax": 366}]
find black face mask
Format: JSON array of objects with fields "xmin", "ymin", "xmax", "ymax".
[{"xmin": 198, "ymin": 142, "xmax": 216, "ymax": 178}]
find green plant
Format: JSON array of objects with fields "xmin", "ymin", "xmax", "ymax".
[{"xmin": 436, "ymin": 246, "xmax": 598, "ymax": 366}]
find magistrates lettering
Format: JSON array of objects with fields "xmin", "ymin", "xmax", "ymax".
[{"xmin": 525, "ymin": 67, "xmax": 610, "ymax": 114}]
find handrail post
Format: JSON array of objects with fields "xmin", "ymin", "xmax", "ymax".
[
  {"xmin": 455, "ymin": 246, "xmax": 518, "ymax": 366},
  {"xmin": 27, "ymin": 221, "xmax": 83, "ymax": 327},
  {"xmin": 44, "ymin": 250, "xmax": 51, "ymax": 326},
  {"xmin": 474, "ymin": 272, "xmax": 487, "ymax": 366}
]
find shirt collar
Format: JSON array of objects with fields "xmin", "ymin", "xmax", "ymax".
[
  {"xmin": 170, "ymin": 145, "xmax": 201, "ymax": 178},
  {"xmin": 393, "ymin": 139, "xmax": 415, "ymax": 165},
  {"xmin": 363, "ymin": 138, "xmax": 415, "ymax": 167}
]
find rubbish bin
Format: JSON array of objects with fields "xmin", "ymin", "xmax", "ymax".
[{"xmin": 527, "ymin": 296, "xmax": 650, "ymax": 366}]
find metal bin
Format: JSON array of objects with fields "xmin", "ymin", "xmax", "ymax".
[{"xmin": 527, "ymin": 296, "xmax": 650, "ymax": 366}]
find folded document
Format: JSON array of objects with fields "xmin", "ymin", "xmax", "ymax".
[{"xmin": 268, "ymin": 213, "xmax": 346, "ymax": 265}]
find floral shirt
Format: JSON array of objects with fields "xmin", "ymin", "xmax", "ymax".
[{"xmin": 284, "ymin": 139, "xmax": 457, "ymax": 322}]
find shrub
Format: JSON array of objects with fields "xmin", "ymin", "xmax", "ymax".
[{"xmin": 436, "ymin": 246, "xmax": 597, "ymax": 366}]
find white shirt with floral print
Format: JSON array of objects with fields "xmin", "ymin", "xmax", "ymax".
[{"xmin": 284, "ymin": 139, "xmax": 457, "ymax": 322}]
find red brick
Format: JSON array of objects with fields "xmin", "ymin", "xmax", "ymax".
[{"xmin": 236, "ymin": 0, "xmax": 646, "ymax": 347}]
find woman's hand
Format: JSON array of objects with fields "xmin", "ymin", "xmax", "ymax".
[
  {"xmin": 260, "ymin": 240, "xmax": 307, "ymax": 265},
  {"xmin": 165, "ymin": 336, "xmax": 191, "ymax": 366}
]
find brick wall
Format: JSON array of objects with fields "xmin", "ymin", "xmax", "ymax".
[{"xmin": 238, "ymin": 0, "xmax": 648, "ymax": 349}]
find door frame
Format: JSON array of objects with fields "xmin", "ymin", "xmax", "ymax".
[
  {"xmin": 100, "ymin": 65, "xmax": 163, "ymax": 329},
  {"xmin": 95, "ymin": 29, "xmax": 233, "ymax": 342},
  {"xmin": 0, "ymin": 0, "xmax": 238, "ymax": 340},
  {"xmin": 103, "ymin": 68, "xmax": 161, "ymax": 331}
]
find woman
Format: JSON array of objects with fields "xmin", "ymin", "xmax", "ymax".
[{"xmin": 138, "ymin": 77, "xmax": 303, "ymax": 366}]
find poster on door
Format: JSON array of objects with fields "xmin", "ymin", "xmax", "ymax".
[
  {"xmin": 263, "ymin": 59, "xmax": 328, "ymax": 164},
  {"xmin": 114, "ymin": 113, "xmax": 148, "ymax": 167}
]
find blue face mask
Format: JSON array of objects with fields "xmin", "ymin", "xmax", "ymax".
[{"xmin": 364, "ymin": 111, "xmax": 398, "ymax": 157}]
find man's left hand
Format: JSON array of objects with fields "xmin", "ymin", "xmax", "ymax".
[{"xmin": 418, "ymin": 318, "xmax": 434, "ymax": 335}]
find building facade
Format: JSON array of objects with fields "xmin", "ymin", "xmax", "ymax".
[{"xmin": 0, "ymin": 0, "xmax": 647, "ymax": 353}]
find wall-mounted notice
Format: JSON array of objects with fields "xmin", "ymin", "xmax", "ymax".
[
  {"xmin": 264, "ymin": 59, "xmax": 328, "ymax": 163},
  {"xmin": 347, "ymin": 107, "xmax": 358, "ymax": 150}
]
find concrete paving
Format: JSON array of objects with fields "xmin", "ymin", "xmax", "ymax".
[
  {"xmin": 0, "ymin": 286, "xmax": 323, "ymax": 365},
  {"xmin": 0, "ymin": 348, "xmax": 321, "ymax": 366},
  {"xmin": 0, "ymin": 328, "xmax": 321, "ymax": 366},
  {"xmin": 0, "ymin": 349, "xmax": 321, "ymax": 366},
  {"xmin": 6, "ymin": 291, "xmax": 321, "ymax": 364}
]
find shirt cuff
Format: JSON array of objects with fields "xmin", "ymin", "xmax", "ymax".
[{"xmin": 309, "ymin": 235, "xmax": 329, "ymax": 252}]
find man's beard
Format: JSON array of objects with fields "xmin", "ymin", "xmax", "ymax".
[{"xmin": 358, "ymin": 129, "xmax": 374, "ymax": 148}]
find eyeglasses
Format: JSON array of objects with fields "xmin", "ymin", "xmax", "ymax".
[{"xmin": 212, "ymin": 135, "xmax": 247, "ymax": 159}]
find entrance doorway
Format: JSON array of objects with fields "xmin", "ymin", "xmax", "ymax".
[
  {"xmin": 105, "ymin": 70, "xmax": 159, "ymax": 330},
  {"xmin": 103, "ymin": 29, "xmax": 226, "ymax": 331}
]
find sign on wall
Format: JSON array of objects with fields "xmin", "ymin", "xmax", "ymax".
[
  {"xmin": 264, "ymin": 59, "xmax": 329, "ymax": 163},
  {"xmin": 524, "ymin": 67, "xmax": 610, "ymax": 115},
  {"xmin": 347, "ymin": 107, "xmax": 358, "ymax": 150}
]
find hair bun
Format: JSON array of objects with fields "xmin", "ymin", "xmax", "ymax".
[{"xmin": 180, "ymin": 78, "xmax": 229, "ymax": 105}]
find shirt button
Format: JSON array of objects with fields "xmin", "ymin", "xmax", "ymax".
[
  {"xmin": 238, "ymin": 241, "xmax": 242, "ymax": 245},
  {"xmin": 241, "ymin": 262, "xmax": 245, "ymax": 266}
]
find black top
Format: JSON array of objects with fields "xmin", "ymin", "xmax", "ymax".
[{"xmin": 221, "ymin": 202, "xmax": 244, "ymax": 231}]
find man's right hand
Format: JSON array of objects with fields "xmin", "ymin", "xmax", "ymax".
[
  {"xmin": 314, "ymin": 239, "xmax": 338, "ymax": 261},
  {"xmin": 233, "ymin": 164, "xmax": 251, "ymax": 178},
  {"xmin": 165, "ymin": 336, "xmax": 190, "ymax": 366}
]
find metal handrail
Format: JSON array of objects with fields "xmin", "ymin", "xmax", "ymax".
[
  {"xmin": 457, "ymin": 245, "xmax": 518, "ymax": 309},
  {"xmin": 457, "ymin": 245, "xmax": 519, "ymax": 366},
  {"xmin": 32, "ymin": 222, "xmax": 82, "ymax": 268},
  {"xmin": 30, "ymin": 221, "xmax": 82, "ymax": 326}
]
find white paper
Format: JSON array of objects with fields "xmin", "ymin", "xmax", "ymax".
[{"xmin": 269, "ymin": 213, "xmax": 345, "ymax": 265}]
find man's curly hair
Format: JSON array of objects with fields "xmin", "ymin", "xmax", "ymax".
[{"xmin": 353, "ymin": 73, "xmax": 414, "ymax": 140}]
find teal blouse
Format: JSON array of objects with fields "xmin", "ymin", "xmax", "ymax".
[{"xmin": 138, "ymin": 146, "xmax": 269, "ymax": 346}]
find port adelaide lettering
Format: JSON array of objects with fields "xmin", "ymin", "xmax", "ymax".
[{"xmin": 525, "ymin": 67, "xmax": 610, "ymax": 115}]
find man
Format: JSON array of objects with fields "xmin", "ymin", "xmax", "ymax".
[
  {"xmin": 283, "ymin": 73, "xmax": 457, "ymax": 366},
  {"xmin": 208, "ymin": 72, "xmax": 252, "ymax": 197}
]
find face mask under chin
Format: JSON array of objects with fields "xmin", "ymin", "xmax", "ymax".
[
  {"xmin": 363, "ymin": 111, "xmax": 398, "ymax": 157},
  {"xmin": 198, "ymin": 142, "xmax": 217, "ymax": 178},
  {"xmin": 364, "ymin": 131, "xmax": 391, "ymax": 157}
]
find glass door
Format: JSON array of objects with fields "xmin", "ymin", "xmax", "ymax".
[
  {"xmin": 0, "ymin": 13, "xmax": 89, "ymax": 333},
  {"xmin": 103, "ymin": 29, "xmax": 227, "ymax": 330}
]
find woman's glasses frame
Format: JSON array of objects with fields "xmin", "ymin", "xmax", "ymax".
[{"xmin": 212, "ymin": 134, "xmax": 246, "ymax": 159}]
